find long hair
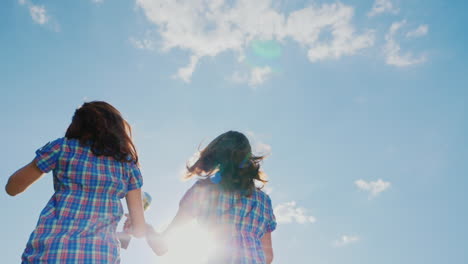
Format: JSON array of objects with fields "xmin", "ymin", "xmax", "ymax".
[
  {"xmin": 186, "ymin": 131, "xmax": 267, "ymax": 195},
  {"xmin": 65, "ymin": 101, "xmax": 138, "ymax": 163}
]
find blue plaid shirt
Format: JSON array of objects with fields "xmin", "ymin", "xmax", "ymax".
[
  {"xmin": 180, "ymin": 179, "xmax": 276, "ymax": 264},
  {"xmin": 22, "ymin": 138, "xmax": 143, "ymax": 263}
]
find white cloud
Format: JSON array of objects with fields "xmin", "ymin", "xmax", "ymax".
[
  {"xmin": 29, "ymin": 5, "xmax": 48, "ymax": 25},
  {"xmin": 333, "ymin": 235, "xmax": 360, "ymax": 247},
  {"xmin": 368, "ymin": 0, "xmax": 399, "ymax": 17},
  {"xmin": 286, "ymin": 5, "xmax": 374, "ymax": 62},
  {"xmin": 406, "ymin": 24, "xmax": 429, "ymax": 38},
  {"xmin": 249, "ymin": 66, "xmax": 273, "ymax": 86},
  {"xmin": 355, "ymin": 179, "xmax": 391, "ymax": 198},
  {"xmin": 254, "ymin": 141, "xmax": 273, "ymax": 155},
  {"xmin": 274, "ymin": 201, "xmax": 316, "ymax": 224},
  {"xmin": 384, "ymin": 20, "xmax": 427, "ymax": 67},
  {"xmin": 18, "ymin": 0, "xmax": 59, "ymax": 30},
  {"xmin": 245, "ymin": 131, "xmax": 272, "ymax": 155},
  {"xmin": 129, "ymin": 37, "xmax": 155, "ymax": 51},
  {"xmin": 229, "ymin": 66, "xmax": 273, "ymax": 87},
  {"xmin": 135, "ymin": 0, "xmax": 374, "ymax": 83},
  {"xmin": 173, "ymin": 55, "xmax": 200, "ymax": 83}
]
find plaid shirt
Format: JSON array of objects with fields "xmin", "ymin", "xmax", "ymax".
[
  {"xmin": 180, "ymin": 179, "xmax": 277, "ymax": 264},
  {"xmin": 22, "ymin": 138, "xmax": 143, "ymax": 264}
]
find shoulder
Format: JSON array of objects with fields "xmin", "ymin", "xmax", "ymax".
[
  {"xmin": 184, "ymin": 178, "xmax": 218, "ymax": 196},
  {"xmin": 195, "ymin": 178, "xmax": 213, "ymax": 185},
  {"xmin": 254, "ymin": 188, "xmax": 273, "ymax": 202},
  {"xmin": 52, "ymin": 137, "xmax": 66, "ymax": 144},
  {"xmin": 59, "ymin": 137, "xmax": 91, "ymax": 154},
  {"xmin": 37, "ymin": 137, "xmax": 65, "ymax": 152},
  {"xmin": 180, "ymin": 179, "xmax": 211, "ymax": 205},
  {"xmin": 48, "ymin": 137, "xmax": 66, "ymax": 146},
  {"xmin": 191, "ymin": 178, "xmax": 214, "ymax": 190},
  {"xmin": 61, "ymin": 137, "xmax": 86, "ymax": 147}
]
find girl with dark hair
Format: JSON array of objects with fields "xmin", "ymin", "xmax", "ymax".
[
  {"xmin": 5, "ymin": 101, "xmax": 146, "ymax": 263},
  {"xmin": 140, "ymin": 131, "xmax": 277, "ymax": 263}
]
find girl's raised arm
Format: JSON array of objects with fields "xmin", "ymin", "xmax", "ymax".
[
  {"xmin": 125, "ymin": 189, "xmax": 146, "ymax": 238},
  {"xmin": 5, "ymin": 160, "xmax": 44, "ymax": 196}
]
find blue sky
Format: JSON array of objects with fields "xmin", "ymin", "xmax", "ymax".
[{"xmin": 1, "ymin": 0, "xmax": 467, "ymax": 263}]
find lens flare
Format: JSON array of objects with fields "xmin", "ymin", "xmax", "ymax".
[
  {"xmin": 251, "ymin": 40, "xmax": 282, "ymax": 60},
  {"xmin": 160, "ymin": 220, "xmax": 217, "ymax": 264},
  {"xmin": 240, "ymin": 39, "xmax": 283, "ymax": 78}
]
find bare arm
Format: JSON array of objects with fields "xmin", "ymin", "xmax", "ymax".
[
  {"xmin": 145, "ymin": 224, "xmax": 167, "ymax": 256},
  {"xmin": 5, "ymin": 160, "xmax": 44, "ymax": 196},
  {"xmin": 262, "ymin": 232, "xmax": 274, "ymax": 264},
  {"xmin": 146, "ymin": 207, "xmax": 192, "ymax": 255},
  {"xmin": 125, "ymin": 188, "xmax": 146, "ymax": 238},
  {"xmin": 163, "ymin": 207, "xmax": 192, "ymax": 237}
]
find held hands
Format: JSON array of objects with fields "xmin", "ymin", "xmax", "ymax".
[
  {"xmin": 123, "ymin": 214, "xmax": 133, "ymax": 235},
  {"xmin": 145, "ymin": 224, "xmax": 169, "ymax": 256},
  {"xmin": 117, "ymin": 214, "xmax": 134, "ymax": 249},
  {"xmin": 123, "ymin": 214, "xmax": 168, "ymax": 256}
]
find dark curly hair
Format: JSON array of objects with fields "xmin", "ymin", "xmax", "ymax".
[
  {"xmin": 185, "ymin": 131, "xmax": 267, "ymax": 195},
  {"xmin": 65, "ymin": 101, "xmax": 138, "ymax": 163}
]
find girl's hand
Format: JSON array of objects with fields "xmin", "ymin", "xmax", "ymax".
[
  {"xmin": 146, "ymin": 225, "xmax": 168, "ymax": 256},
  {"xmin": 122, "ymin": 214, "xmax": 141, "ymax": 237},
  {"xmin": 123, "ymin": 214, "xmax": 133, "ymax": 234},
  {"xmin": 124, "ymin": 215, "xmax": 169, "ymax": 256}
]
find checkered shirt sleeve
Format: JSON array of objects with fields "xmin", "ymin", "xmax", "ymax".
[
  {"xmin": 127, "ymin": 162, "xmax": 143, "ymax": 191},
  {"xmin": 264, "ymin": 194, "xmax": 277, "ymax": 233},
  {"xmin": 35, "ymin": 138, "xmax": 63, "ymax": 173}
]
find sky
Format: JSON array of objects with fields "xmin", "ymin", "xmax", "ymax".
[{"xmin": 1, "ymin": 0, "xmax": 467, "ymax": 263}]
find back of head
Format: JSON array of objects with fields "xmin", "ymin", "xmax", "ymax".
[
  {"xmin": 65, "ymin": 101, "xmax": 138, "ymax": 163},
  {"xmin": 186, "ymin": 131, "xmax": 266, "ymax": 195}
]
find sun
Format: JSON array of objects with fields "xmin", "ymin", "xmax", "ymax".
[{"xmin": 159, "ymin": 220, "xmax": 217, "ymax": 264}]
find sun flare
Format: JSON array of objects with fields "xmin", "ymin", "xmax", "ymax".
[{"xmin": 160, "ymin": 221, "xmax": 217, "ymax": 264}]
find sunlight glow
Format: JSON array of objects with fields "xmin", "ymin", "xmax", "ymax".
[{"xmin": 160, "ymin": 221, "xmax": 217, "ymax": 264}]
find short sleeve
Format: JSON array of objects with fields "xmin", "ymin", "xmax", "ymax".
[
  {"xmin": 35, "ymin": 138, "xmax": 63, "ymax": 173},
  {"xmin": 264, "ymin": 195, "xmax": 277, "ymax": 233},
  {"xmin": 127, "ymin": 162, "xmax": 143, "ymax": 191},
  {"xmin": 179, "ymin": 181, "xmax": 203, "ymax": 217}
]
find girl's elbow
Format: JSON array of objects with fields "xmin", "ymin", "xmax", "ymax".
[
  {"xmin": 5, "ymin": 189, "xmax": 16, "ymax": 196},
  {"xmin": 5, "ymin": 184, "xmax": 19, "ymax": 196}
]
